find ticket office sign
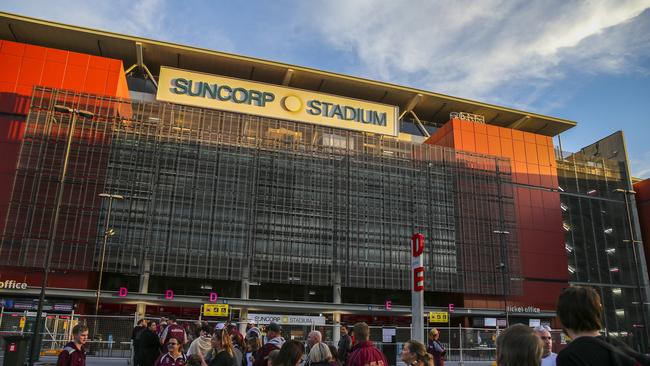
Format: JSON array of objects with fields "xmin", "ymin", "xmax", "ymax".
[{"xmin": 157, "ymin": 67, "xmax": 399, "ymax": 136}]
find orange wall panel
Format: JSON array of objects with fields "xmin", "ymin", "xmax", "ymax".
[{"xmin": 0, "ymin": 39, "xmax": 129, "ymax": 261}]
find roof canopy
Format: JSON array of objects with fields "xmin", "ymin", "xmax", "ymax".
[{"xmin": 0, "ymin": 12, "xmax": 576, "ymax": 136}]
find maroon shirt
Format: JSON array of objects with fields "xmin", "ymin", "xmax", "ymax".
[
  {"xmin": 154, "ymin": 352, "xmax": 187, "ymax": 366},
  {"xmin": 162, "ymin": 323, "xmax": 187, "ymax": 345},
  {"xmin": 347, "ymin": 341, "xmax": 388, "ymax": 366},
  {"xmin": 56, "ymin": 342, "xmax": 86, "ymax": 366}
]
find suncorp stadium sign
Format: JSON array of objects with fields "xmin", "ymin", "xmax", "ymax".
[{"xmin": 156, "ymin": 67, "xmax": 398, "ymax": 136}]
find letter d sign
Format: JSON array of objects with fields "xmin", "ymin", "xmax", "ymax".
[{"xmin": 411, "ymin": 233, "xmax": 424, "ymax": 257}]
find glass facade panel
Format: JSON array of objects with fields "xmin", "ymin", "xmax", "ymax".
[
  {"xmin": 1, "ymin": 87, "xmax": 520, "ymax": 296},
  {"xmin": 557, "ymin": 134, "xmax": 650, "ymax": 350}
]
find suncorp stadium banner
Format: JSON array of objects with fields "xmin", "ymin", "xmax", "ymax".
[{"xmin": 156, "ymin": 67, "xmax": 399, "ymax": 136}]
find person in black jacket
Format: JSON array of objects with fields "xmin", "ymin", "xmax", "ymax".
[
  {"xmin": 337, "ymin": 325, "xmax": 352, "ymax": 366},
  {"xmin": 132, "ymin": 319, "xmax": 147, "ymax": 366},
  {"xmin": 140, "ymin": 321, "xmax": 162, "ymax": 366},
  {"xmin": 556, "ymin": 286, "xmax": 650, "ymax": 366}
]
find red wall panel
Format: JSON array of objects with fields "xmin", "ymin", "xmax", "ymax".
[{"xmin": 426, "ymin": 119, "xmax": 568, "ymax": 311}]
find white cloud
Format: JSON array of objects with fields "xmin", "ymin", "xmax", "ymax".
[
  {"xmin": 1, "ymin": 0, "xmax": 235, "ymax": 52},
  {"xmin": 303, "ymin": 0, "xmax": 650, "ymax": 109},
  {"xmin": 631, "ymin": 151, "xmax": 650, "ymax": 179}
]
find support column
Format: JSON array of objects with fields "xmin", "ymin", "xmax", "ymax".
[
  {"xmin": 136, "ymin": 260, "xmax": 150, "ymax": 319},
  {"xmin": 333, "ymin": 272, "xmax": 341, "ymax": 345},
  {"xmin": 239, "ymin": 266, "xmax": 251, "ymax": 334}
]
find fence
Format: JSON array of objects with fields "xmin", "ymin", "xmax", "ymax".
[
  {"xmin": 0, "ymin": 311, "xmax": 135, "ymax": 358},
  {"xmin": 1, "ymin": 311, "xmax": 565, "ymax": 363}
]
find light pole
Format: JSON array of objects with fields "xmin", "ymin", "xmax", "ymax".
[
  {"xmin": 29, "ymin": 105, "xmax": 94, "ymax": 366},
  {"xmin": 494, "ymin": 159, "xmax": 511, "ymax": 328},
  {"xmin": 94, "ymin": 193, "xmax": 123, "ymax": 330}
]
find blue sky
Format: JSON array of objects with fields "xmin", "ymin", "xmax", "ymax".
[{"xmin": 3, "ymin": 0, "xmax": 650, "ymax": 177}]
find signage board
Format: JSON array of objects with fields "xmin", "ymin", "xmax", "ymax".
[
  {"xmin": 247, "ymin": 313, "xmax": 325, "ymax": 325},
  {"xmin": 429, "ymin": 312, "xmax": 448, "ymax": 323},
  {"xmin": 0, "ymin": 280, "xmax": 28, "ymax": 290},
  {"xmin": 157, "ymin": 67, "xmax": 399, "ymax": 136},
  {"xmin": 203, "ymin": 304, "xmax": 229, "ymax": 317}
]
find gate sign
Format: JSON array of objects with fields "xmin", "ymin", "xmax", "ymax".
[
  {"xmin": 411, "ymin": 233, "xmax": 425, "ymax": 343},
  {"xmin": 412, "ymin": 233, "xmax": 425, "ymax": 292},
  {"xmin": 429, "ymin": 312, "xmax": 449, "ymax": 323},
  {"xmin": 203, "ymin": 304, "xmax": 229, "ymax": 317}
]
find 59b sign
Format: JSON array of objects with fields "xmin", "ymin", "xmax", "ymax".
[
  {"xmin": 429, "ymin": 312, "xmax": 448, "ymax": 323},
  {"xmin": 203, "ymin": 304, "xmax": 229, "ymax": 317}
]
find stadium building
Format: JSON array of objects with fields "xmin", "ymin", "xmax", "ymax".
[{"xmin": 0, "ymin": 12, "xmax": 649, "ymax": 352}]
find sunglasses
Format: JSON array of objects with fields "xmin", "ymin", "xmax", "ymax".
[{"xmin": 168, "ymin": 342, "xmax": 179, "ymax": 346}]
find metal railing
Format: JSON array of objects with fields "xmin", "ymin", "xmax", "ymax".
[{"xmin": 1, "ymin": 310, "xmax": 566, "ymax": 363}]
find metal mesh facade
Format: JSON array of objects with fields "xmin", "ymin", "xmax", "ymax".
[
  {"xmin": 1, "ymin": 87, "xmax": 520, "ymax": 296},
  {"xmin": 557, "ymin": 134, "xmax": 650, "ymax": 349}
]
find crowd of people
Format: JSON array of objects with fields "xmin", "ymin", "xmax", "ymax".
[{"xmin": 56, "ymin": 286, "xmax": 650, "ymax": 366}]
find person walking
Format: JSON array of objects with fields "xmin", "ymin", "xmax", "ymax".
[
  {"xmin": 346, "ymin": 323, "xmax": 388, "ymax": 366},
  {"xmin": 426, "ymin": 329, "xmax": 445, "ymax": 366},
  {"xmin": 337, "ymin": 325, "xmax": 352, "ymax": 366},
  {"xmin": 133, "ymin": 319, "xmax": 147, "ymax": 366},
  {"xmin": 154, "ymin": 336, "xmax": 187, "ymax": 366},
  {"xmin": 140, "ymin": 321, "xmax": 162, "ymax": 366},
  {"xmin": 401, "ymin": 340, "xmax": 433, "ymax": 366},
  {"xmin": 56, "ymin": 324, "xmax": 88, "ymax": 366}
]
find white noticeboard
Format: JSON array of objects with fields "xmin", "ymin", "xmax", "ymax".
[
  {"xmin": 382, "ymin": 328, "xmax": 396, "ymax": 343},
  {"xmin": 529, "ymin": 319, "xmax": 541, "ymax": 327},
  {"xmin": 247, "ymin": 313, "xmax": 326, "ymax": 325}
]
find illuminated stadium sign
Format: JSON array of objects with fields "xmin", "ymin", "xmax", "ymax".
[{"xmin": 157, "ymin": 67, "xmax": 398, "ymax": 136}]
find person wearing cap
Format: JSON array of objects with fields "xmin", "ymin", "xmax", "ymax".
[{"xmin": 254, "ymin": 323, "xmax": 286, "ymax": 366}]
